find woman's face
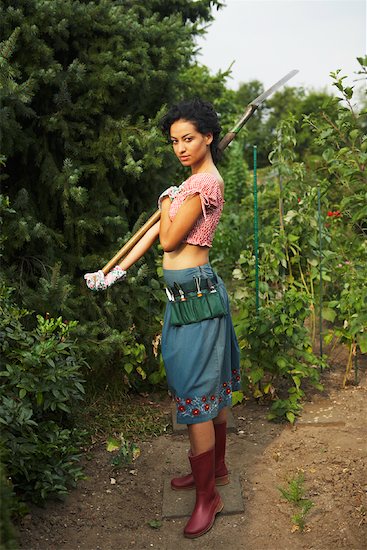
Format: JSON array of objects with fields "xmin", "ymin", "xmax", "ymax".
[{"xmin": 169, "ymin": 119, "xmax": 213, "ymax": 169}]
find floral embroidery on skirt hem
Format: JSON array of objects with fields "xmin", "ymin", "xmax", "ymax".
[{"xmin": 174, "ymin": 373, "xmax": 241, "ymax": 425}]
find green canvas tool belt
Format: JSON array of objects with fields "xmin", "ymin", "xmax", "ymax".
[{"xmin": 166, "ymin": 276, "xmax": 227, "ymax": 327}]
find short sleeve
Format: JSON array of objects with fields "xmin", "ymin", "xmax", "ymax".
[{"xmin": 178, "ymin": 173, "xmax": 224, "ymax": 219}]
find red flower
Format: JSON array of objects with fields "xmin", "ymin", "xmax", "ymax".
[
  {"xmin": 178, "ymin": 405, "xmax": 185, "ymax": 412},
  {"xmin": 297, "ymin": 198, "xmax": 301, "ymax": 203},
  {"xmin": 202, "ymin": 396, "xmax": 207, "ymax": 402},
  {"xmin": 222, "ymin": 382, "xmax": 227, "ymax": 388},
  {"xmin": 186, "ymin": 398, "xmax": 192, "ymax": 404},
  {"xmin": 327, "ymin": 210, "xmax": 342, "ymax": 218},
  {"xmin": 210, "ymin": 395, "xmax": 216, "ymax": 401},
  {"xmin": 232, "ymin": 369, "xmax": 237, "ymax": 375},
  {"xmin": 226, "ymin": 388, "xmax": 231, "ymax": 395},
  {"xmin": 219, "ymin": 397, "xmax": 223, "ymax": 403},
  {"xmin": 204, "ymin": 404, "xmax": 210, "ymax": 411},
  {"xmin": 236, "ymin": 375, "xmax": 241, "ymax": 381},
  {"xmin": 175, "ymin": 396, "xmax": 180, "ymax": 403},
  {"xmin": 192, "ymin": 408, "xmax": 200, "ymax": 416}
]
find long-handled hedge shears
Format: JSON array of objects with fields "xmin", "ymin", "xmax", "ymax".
[{"xmin": 101, "ymin": 69, "xmax": 299, "ymax": 274}]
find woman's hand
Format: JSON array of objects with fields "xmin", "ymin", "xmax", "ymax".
[
  {"xmin": 84, "ymin": 265, "xmax": 126, "ymax": 291},
  {"xmin": 85, "ymin": 221, "xmax": 160, "ymax": 292},
  {"xmin": 158, "ymin": 186, "xmax": 179, "ymax": 210}
]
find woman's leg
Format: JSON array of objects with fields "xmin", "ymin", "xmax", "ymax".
[
  {"xmin": 171, "ymin": 410, "xmax": 229, "ymax": 490},
  {"xmin": 212, "ymin": 406, "xmax": 229, "ymax": 483},
  {"xmin": 213, "ymin": 406, "xmax": 228, "ymax": 425},
  {"xmin": 188, "ymin": 420, "xmax": 215, "ymax": 456},
  {"xmin": 184, "ymin": 420, "xmax": 223, "ymax": 538},
  {"xmin": 188, "ymin": 412, "xmax": 229, "ymax": 484},
  {"xmin": 187, "ymin": 405, "xmax": 229, "ymax": 453}
]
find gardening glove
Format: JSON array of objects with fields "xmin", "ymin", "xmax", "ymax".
[
  {"xmin": 84, "ymin": 266, "xmax": 126, "ymax": 291},
  {"xmin": 158, "ymin": 186, "xmax": 180, "ymax": 210}
]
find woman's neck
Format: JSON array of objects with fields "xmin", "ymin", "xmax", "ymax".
[{"xmin": 191, "ymin": 156, "xmax": 215, "ymax": 175}]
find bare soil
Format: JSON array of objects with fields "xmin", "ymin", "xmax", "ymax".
[{"xmin": 17, "ymin": 349, "xmax": 367, "ymax": 550}]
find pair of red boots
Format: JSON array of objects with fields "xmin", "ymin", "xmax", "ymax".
[{"xmin": 171, "ymin": 421, "xmax": 228, "ymax": 538}]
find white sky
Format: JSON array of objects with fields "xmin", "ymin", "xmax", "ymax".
[{"xmin": 195, "ymin": 0, "xmax": 367, "ymax": 94}]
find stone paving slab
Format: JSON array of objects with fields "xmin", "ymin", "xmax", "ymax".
[
  {"xmin": 162, "ymin": 474, "xmax": 244, "ymax": 518},
  {"xmin": 171, "ymin": 401, "xmax": 237, "ymax": 434}
]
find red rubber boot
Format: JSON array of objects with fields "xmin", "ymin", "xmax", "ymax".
[
  {"xmin": 171, "ymin": 421, "xmax": 229, "ymax": 490},
  {"xmin": 183, "ymin": 448, "xmax": 223, "ymax": 538}
]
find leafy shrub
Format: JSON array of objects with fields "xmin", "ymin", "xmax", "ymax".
[
  {"xmin": 234, "ymin": 288, "xmax": 324, "ymax": 422},
  {"xmin": 302, "ymin": 62, "xmax": 367, "ymax": 382},
  {"xmin": 212, "ymin": 141, "xmax": 249, "ymax": 277},
  {"xmin": 232, "ymin": 61, "xmax": 366, "ymax": 419},
  {"xmin": 0, "ymin": 460, "xmax": 18, "ymax": 550},
  {"xmin": 0, "ymin": 284, "xmax": 86, "ymax": 504},
  {"xmin": 0, "ymin": 0, "xmax": 229, "ymax": 396},
  {"xmin": 324, "ymin": 253, "xmax": 367, "ymax": 385}
]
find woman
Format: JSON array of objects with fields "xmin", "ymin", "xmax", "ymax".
[{"xmin": 85, "ymin": 99, "xmax": 241, "ymax": 539}]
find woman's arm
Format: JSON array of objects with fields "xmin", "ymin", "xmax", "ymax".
[
  {"xmin": 159, "ymin": 195, "xmax": 202, "ymax": 252},
  {"xmin": 118, "ymin": 220, "xmax": 160, "ymax": 270},
  {"xmin": 84, "ymin": 221, "xmax": 160, "ymax": 291}
]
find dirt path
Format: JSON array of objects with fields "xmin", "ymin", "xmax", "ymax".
[{"xmin": 18, "ymin": 360, "xmax": 366, "ymax": 550}]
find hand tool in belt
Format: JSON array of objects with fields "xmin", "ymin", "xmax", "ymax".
[
  {"xmin": 169, "ymin": 277, "xmax": 219, "ymax": 300},
  {"xmin": 101, "ymin": 69, "xmax": 299, "ymax": 274}
]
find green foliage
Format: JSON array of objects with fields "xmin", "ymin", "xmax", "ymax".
[
  {"xmin": 0, "ymin": 460, "xmax": 18, "ymax": 550},
  {"xmin": 212, "ymin": 141, "xmax": 249, "ymax": 276},
  {"xmin": 234, "ymin": 289, "xmax": 323, "ymax": 422},
  {"xmin": 230, "ymin": 60, "xmax": 366, "ymax": 419},
  {"xmin": 148, "ymin": 519, "xmax": 163, "ymax": 529},
  {"xmin": 79, "ymin": 396, "xmax": 169, "ymax": 441},
  {"xmin": 228, "ymin": 130, "xmax": 326, "ymax": 422},
  {"xmin": 1, "ymin": 0, "xmax": 365, "ymax": 445},
  {"xmin": 107, "ymin": 435, "xmax": 140, "ymax": 469},
  {"xmin": 302, "ymin": 61, "xmax": 367, "ymax": 383},
  {"xmin": 278, "ymin": 472, "xmax": 314, "ymax": 531},
  {"xmin": 324, "ymin": 259, "xmax": 367, "ymax": 348},
  {"xmin": 0, "ymin": 285, "xmax": 86, "ymax": 504},
  {"xmin": 0, "ymin": 0, "xmax": 230, "ymax": 393},
  {"xmin": 232, "ymin": 80, "xmax": 339, "ymax": 167},
  {"xmin": 0, "ymin": 26, "xmax": 35, "ymax": 166}
]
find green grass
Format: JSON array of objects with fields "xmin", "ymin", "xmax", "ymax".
[{"xmin": 77, "ymin": 391, "xmax": 171, "ymax": 442}]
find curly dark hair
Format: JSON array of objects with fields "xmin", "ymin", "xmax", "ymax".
[{"xmin": 160, "ymin": 98, "xmax": 222, "ymax": 164}]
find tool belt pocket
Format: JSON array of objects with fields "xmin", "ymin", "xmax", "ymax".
[{"xmin": 168, "ymin": 279, "xmax": 227, "ymax": 327}]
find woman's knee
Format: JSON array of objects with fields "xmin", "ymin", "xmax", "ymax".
[{"xmin": 213, "ymin": 407, "xmax": 228, "ymax": 424}]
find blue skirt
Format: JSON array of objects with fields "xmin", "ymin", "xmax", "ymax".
[{"xmin": 161, "ymin": 263, "xmax": 241, "ymax": 425}]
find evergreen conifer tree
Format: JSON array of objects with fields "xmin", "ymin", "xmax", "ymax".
[{"xmin": 1, "ymin": 0, "xmax": 227, "ymax": 385}]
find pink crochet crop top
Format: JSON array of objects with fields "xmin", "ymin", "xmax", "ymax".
[{"xmin": 169, "ymin": 173, "xmax": 224, "ymax": 247}]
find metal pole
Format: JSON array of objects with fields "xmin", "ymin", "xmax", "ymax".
[
  {"xmin": 253, "ymin": 146, "xmax": 260, "ymax": 314},
  {"xmin": 317, "ymin": 186, "xmax": 323, "ymax": 359}
]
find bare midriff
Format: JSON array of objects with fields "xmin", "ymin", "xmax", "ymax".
[{"xmin": 163, "ymin": 243, "xmax": 210, "ymax": 270}]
